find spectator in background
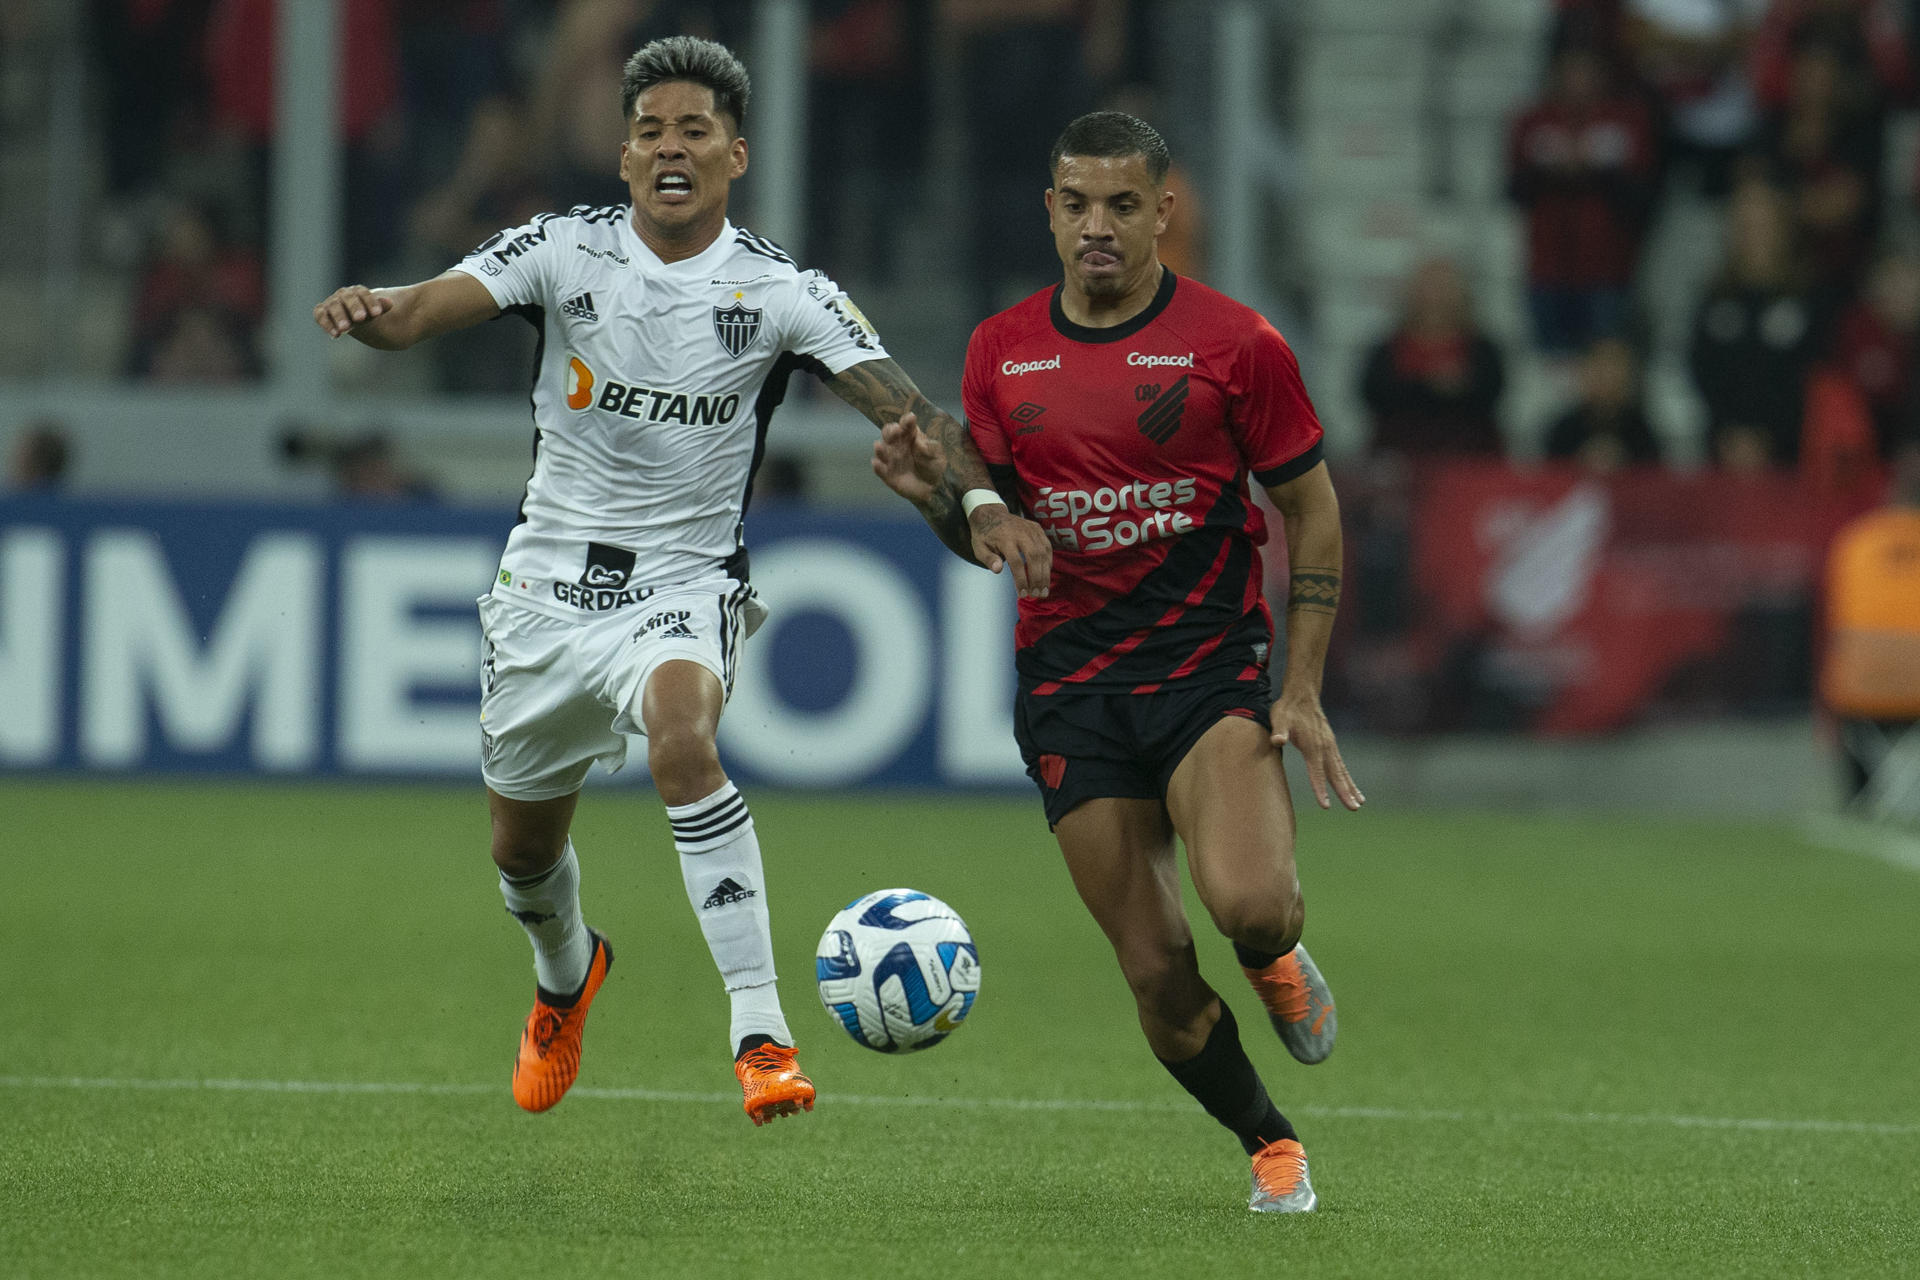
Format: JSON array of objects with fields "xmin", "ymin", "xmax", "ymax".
[
  {"xmin": 142, "ymin": 307, "xmax": 260, "ymax": 383},
  {"xmin": 281, "ymin": 427, "xmax": 437, "ymax": 501},
  {"xmin": 6, "ymin": 420, "xmax": 73, "ymax": 491},
  {"xmin": 1508, "ymin": 41, "xmax": 1660, "ymax": 355},
  {"xmin": 1625, "ymin": 0, "xmax": 1762, "ymax": 198},
  {"xmin": 1749, "ymin": 35, "xmax": 1885, "ymax": 290},
  {"xmin": 1359, "ymin": 258, "xmax": 1508, "ymax": 457},
  {"xmin": 1689, "ymin": 178, "xmax": 1823, "ymax": 468},
  {"xmin": 944, "ymin": 0, "xmax": 1128, "ymax": 319},
  {"xmin": 1551, "ymin": 0, "xmax": 1633, "ymax": 68},
  {"xmin": 393, "ymin": 1, "xmax": 518, "ymax": 181},
  {"xmin": 332, "ymin": 433, "xmax": 438, "ymax": 502},
  {"xmin": 1832, "ymin": 251, "xmax": 1920, "ymax": 457},
  {"xmin": 125, "ymin": 200, "xmax": 263, "ymax": 379},
  {"xmin": 1543, "ymin": 336, "xmax": 1665, "ymax": 468},
  {"xmin": 805, "ymin": 0, "xmax": 931, "ymax": 284},
  {"xmin": 204, "ymin": 0, "xmax": 405, "ymax": 278},
  {"xmin": 89, "ymin": 0, "xmax": 217, "ymax": 199},
  {"xmin": 403, "ymin": 92, "xmax": 553, "ymax": 395},
  {"xmin": 1750, "ymin": 0, "xmax": 1913, "ymax": 110}
]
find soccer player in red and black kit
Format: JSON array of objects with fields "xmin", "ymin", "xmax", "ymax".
[{"xmin": 874, "ymin": 111, "xmax": 1364, "ymax": 1213}]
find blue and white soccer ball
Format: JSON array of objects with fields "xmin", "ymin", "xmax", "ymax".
[{"xmin": 815, "ymin": 889, "xmax": 980, "ymax": 1053}]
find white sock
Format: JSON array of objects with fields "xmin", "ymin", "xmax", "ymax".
[
  {"xmin": 499, "ymin": 839, "xmax": 593, "ymax": 998},
  {"xmin": 668, "ymin": 781, "xmax": 792, "ymax": 1052}
]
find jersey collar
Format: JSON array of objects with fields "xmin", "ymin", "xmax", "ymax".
[
  {"xmin": 1049, "ymin": 266, "xmax": 1177, "ymax": 344},
  {"xmin": 620, "ymin": 212, "xmax": 740, "ymax": 274}
]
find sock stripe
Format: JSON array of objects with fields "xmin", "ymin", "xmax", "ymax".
[
  {"xmin": 500, "ymin": 859, "xmax": 565, "ymax": 889},
  {"xmin": 676, "ymin": 814, "xmax": 752, "ymax": 848},
  {"xmin": 669, "ymin": 792, "xmax": 747, "ymax": 826},
  {"xmin": 666, "ymin": 782, "xmax": 741, "ymax": 818},
  {"xmin": 670, "ymin": 796, "xmax": 750, "ymax": 839}
]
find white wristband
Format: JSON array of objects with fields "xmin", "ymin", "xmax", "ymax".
[{"xmin": 961, "ymin": 488, "xmax": 1006, "ymax": 518}]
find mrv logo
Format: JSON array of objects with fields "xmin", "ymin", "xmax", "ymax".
[
  {"xmin": 564, "ymin": 355, "xmax": 741, "ymax": 425},
  {"xmin": 634, "ymin": 609, "xmax": 695, "ymax": 640}
]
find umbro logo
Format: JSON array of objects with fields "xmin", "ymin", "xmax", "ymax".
[
  {"xmin": 561, "ymin": 291, "xmax": 599, "ymax": 322},
  {"xmin": 1011, "ymin": 402, "xmax": 1047, "ymax": 435},
  {"xmin": 702, "ymin": 877, "xmax": 758, "ymax": 909}
]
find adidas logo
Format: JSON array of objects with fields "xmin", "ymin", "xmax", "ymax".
[
  {"xmin": 561, "ymin": 291, "xmax": 599, "ymax": 322},
  {"xmin": 702, "ymin": 877, "xmax": 758, "ymax": 909},
  {"xmin": 658, "ymin": 622, "xmax": 696, "ymax": 639}
]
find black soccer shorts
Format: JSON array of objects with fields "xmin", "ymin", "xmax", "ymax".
[{"xmin": 1012, "ymin": 673, "xmax": 1275, "ymax": 828}]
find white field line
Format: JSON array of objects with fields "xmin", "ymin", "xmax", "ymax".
[
  {"xmin": 2, "ymin": 1074, "xmax": 1915, "ymax": 1137},
  {"xmin": 1800, "ymin": 814, "xmax": 1920, "ymax": 874}
]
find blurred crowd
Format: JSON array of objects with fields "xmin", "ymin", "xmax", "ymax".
[
  {"xmin": 70, "ymin": 0, "xmax": 1165, "ymax": 395},
  {"xmin": 1362, "ymin": 0, "xmax": 1920, "ymax": 479}
]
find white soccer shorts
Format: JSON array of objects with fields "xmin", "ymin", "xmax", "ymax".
[{"xmin": 476, "ymin": 578, "xmax": 766, "ymax": 801}]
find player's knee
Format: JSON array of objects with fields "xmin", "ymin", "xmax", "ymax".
[
  {"xmin": 1118, "ymin": 937, "xmax": 1204, "ymax": 1020},
  {"xmin": 1210, "ymin": 887, "xmax": 1304, "ymax": 955},
  {"xmin": 489, "ymin": 828, "xmax": 565, "ymax": 879},
  {"xmin": 646, "ymin": 723, "xmax": 724, "ymax": 805}
]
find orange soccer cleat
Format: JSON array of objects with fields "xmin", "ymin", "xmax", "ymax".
[
  {"xmin": 512, "ymin": 930, "xmax": 613, "ymax": 1113},
  {"xmin": 1242, "ymin": 944, "xmax": 1337, "ymax": 1065},
  {"xmin": 733, "ymin": 1042, "xmax": 815, "ymax": 1126},
  {"xmin": 1248, "ymin": 1137, "xmax": 1317, "ymax": 1213}
]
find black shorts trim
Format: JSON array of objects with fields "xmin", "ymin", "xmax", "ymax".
[{"xmin": 1013, "ymin": 674, "xmax": 1273, "ymax": 829}]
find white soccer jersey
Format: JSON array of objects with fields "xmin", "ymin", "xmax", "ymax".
[{"xmin": 453, "ymin": 206, "xmax": 889, "ymax": 620}]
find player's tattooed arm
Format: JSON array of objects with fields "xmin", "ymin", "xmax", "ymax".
[
  {"xmin": 1264, "ymin": 461, "xmax": 1364, "ymax": 811},
  {"xmin": 837, "ymin": 358, "xmax": 1052, "ymax": 597},
  {"xmin": 1288, "ymin": 568, "xmax": 1342, "ymax": 616}
]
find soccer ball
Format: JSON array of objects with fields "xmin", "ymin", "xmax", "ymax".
[{"xmin": 815, "ymin": 889, "xmax": 980, "ymax": 1053}]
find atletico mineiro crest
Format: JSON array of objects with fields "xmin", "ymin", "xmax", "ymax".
[{"xmin": 713, "ymin": 298, "xmax": 761, "ymax": 358}]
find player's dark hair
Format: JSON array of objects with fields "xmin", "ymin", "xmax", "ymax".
[
  {"xmin": 620, "ymin": 36, "xmax": 751, "ymax": 134},
  {"xmin": 1049, "ymin": 111, "xmax": 1172, "ymax": 185}
]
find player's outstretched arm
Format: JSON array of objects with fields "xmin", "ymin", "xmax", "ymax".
[
  {"xmin": 313, "ymin": 270, "xmax": 501, "ymax": 350},
  {"xmin": 830, "ymin": 357, "xmax": 1051, "ymax": 598},
  {"xmin": 1264, "ymin": 461, "xmax": 1364, "ymax": 812}
]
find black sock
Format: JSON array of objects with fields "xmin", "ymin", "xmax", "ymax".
[
  {"xmin": 1233, "ymin": 941, "xmax": 1293, "ymax": 971},
  {"xmin": 735, "ymin": 1033, "xmax": 781, "ymax": 1059},
  {"xmin": 1157, "ymin": 1003, "xmax": 1297, "ymax": 1155}
]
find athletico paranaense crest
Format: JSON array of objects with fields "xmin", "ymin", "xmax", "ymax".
[{"xmin": 713, "ymin": 297, "xmax": 761, "ymax": 358}]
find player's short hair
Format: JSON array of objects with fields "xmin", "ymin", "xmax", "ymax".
[
  {"xmin": 1049, "ymin": 111, "xmax": 1172, "ymax": 186},
  {"xmin": 620, "ymin": 36, "xmax": 751, "ymax": 134}
]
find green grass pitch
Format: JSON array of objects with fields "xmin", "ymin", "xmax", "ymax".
[{"xmin": 2, "ymin": 780, "xmax": 1915, "ymax": 1278}]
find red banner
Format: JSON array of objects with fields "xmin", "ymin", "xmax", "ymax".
[{"xmin": 1334, "ymin": 462, "xmax": 1877, "ymax": 735}]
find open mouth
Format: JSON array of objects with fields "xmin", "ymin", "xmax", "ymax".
[{"xmin": 654, "ymin": 173, "xmax": 692, "ymax": 201}]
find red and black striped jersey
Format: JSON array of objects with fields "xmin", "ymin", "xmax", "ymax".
[{"xmin": 963, "ymin": 270, "xmax": 1324, "ymax": 693}]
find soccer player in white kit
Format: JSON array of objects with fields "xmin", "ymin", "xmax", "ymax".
[{"xmin": 313, "ymin": 36, "xmax": 1052, "ymax": 1124}]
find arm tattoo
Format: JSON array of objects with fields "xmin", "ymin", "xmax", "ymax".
[
  {"xmin": 825, "ymin": 358, "xmax": 990, "ymax": 491},
  {"xmin": 1288, "ymin": 568, "xmax": 1341, "ymax": 616},
  {"xmin": 826, "ymin": 357, "xmax": 981, "ymax": 561}
]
